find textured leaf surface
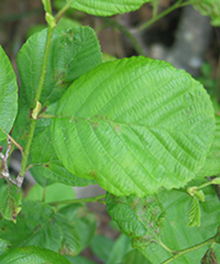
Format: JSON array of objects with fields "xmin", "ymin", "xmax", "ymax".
[
  {"xmin": 0, "ymin": 201, "xmax": 62, "ymax": 251},
  {"xmin": 197, "ymin": 114, "xmax": 220, "ymax": 177},
  {"xmin": 191, "ymin": 0, "xmax": 220, "ymax": 26},
  {"xmin": 139, "ymin": 185, "xmax": 220, "ymax": 263},
  {"xmin": 0, "ymin": 246, "xmax": 71, "ymax": 264},
  {"xmin": 0, "ymin": 182, "xmax": 22, "ymax": 223},
  {"xmin": 17, "ymin": 26, "xmax": 102, "ymax": 107},
  {"xmin": 51, "ymin": 57, "xmax": 215, "ymax": 196},
  {"xmin": 30, "ymin": 128, "xmax": 96, "ymax": 186},
  {"xmin": 0, "ymin": 46, "xmax": 18, "ymax": 141},
  {"xmin": 69, "ymin": 0, "xmax": 150, "ymax": 16},
  {"xmin": 106, "ymin": 193, "xmax": 165, "ymax": 247},
  {"xmin": 188, "ymin": 196, "xmax": 201, "ymax": 227}
]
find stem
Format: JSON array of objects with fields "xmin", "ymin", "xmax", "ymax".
[
  {"xmin": 136, "ymin": 0, "xmax": 184, "ymax": 32},
  {"xmin": 48, "ymin": 194, "xmax": 106, "ymax": 206},
  {"xmin": 46, "ymin": 0, "xmax": 52, "ymax": 14},
  {"xmin": 55, "ymin": 2, "xmax": 71, "ymax": 24},
  {"xmin": 17, "ymin": 0, "xmax": 55, "ymax": 187},
  {"xmin": 0, "ymin": 127, "xmax": 24, "ymax": 153},
  {"xmin": 162, "ymin": 237, "xmax": 216, "ymax": 264}
]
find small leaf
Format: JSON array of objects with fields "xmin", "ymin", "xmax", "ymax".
[
  {"xmin": 188, "ymin": 196, "xmax": 201, "ymax": 227},
  {"xmin": 211, "ymin": 177, "xmax": 220, "ymax": 185},
  {"xmin": 51, "ymin": 57, "xmax": 215, "ymax": 196},
  {"xmin": 106, "ymin": 193, "xmax": 165, "ymax": 248},
  {"xmin": 90, "ymin": 235, "xmax": 114, "ymax": 261},
  {"xmin": 0, "ymin": 46, "xmax": 18, "ymax": 141},
  {"xmin": 69, "ymin": 0, "xmax": 151, "ymax": 16},
  {"xmin": 17, "ymin": 26, "xmax": 102, "ymax": 107},
  {"xmin": 0, "ymin": 245, "xmax": 72, "ymax": 264},
  {"xmin": 201, "ymin": 248, "xmax": 218, "ymax": 264},
  {"xmin": 194, "ymin": 190, "xmax": 205, "ymax": 202},
  {"xmin": 191, "ymin": 0, "xmax": 220, "ymax": 27},
  {"xmin": 0, "ymin": 183, "xmax": 22, "ymax": 223},
  {"xmin": 187, "ymin": 186, "xmax": 198, "ymax": 196}
]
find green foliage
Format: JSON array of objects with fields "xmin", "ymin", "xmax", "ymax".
[
  {"xmin": 51, "ymin": 56, "xmax": 215, "ymax": 196},
  {"xmin": 0, "ymin": 0, "xmax": 220, "ymax": 262},
  {"xmin": 0, "ymin": 46, "xmax": 18, "ymax": 141}
]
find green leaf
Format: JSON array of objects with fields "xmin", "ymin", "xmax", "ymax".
[
  {"xmin": 59, "ymin": 203, "xmax": 97, "ymax": 250},
  {"xmin": 51, "ymin": 57, "xmax": 215, "ymax": 196},
  {"xmin": 139, "ymin": 186, "xmax": 220, "ymax": 263},
  {"xmin": 0, "ymin": 200, "xmax": 62, "ymax": 251},
  {"xmin": 17, "ymin": 26, "xmax": 102, "ymax": 107},
  {"xmin": 197, "ymin": 114, "xmax": 220, "ymax": 177},
  {"xmin": 55, "ymin": 213, "xmax": 81, "ymax": 256},
  {"xmin": 191, "ymin": 0, "xmax": 220, "ymax": 27},
  {"xmin": 0, "ymin": 239, "xmax": 11, "ymax": 256},
  {"xmin": 30, "ymin": 128, "xmax": 96, "ymax": 186},
  {"xmin": 106, "ymin": 193, "xmax": 165, "ymax": 248},
  {"xmin": 69, "ymin": 0, "xmax": 150, "ymax": 16},
  {"xmin": 0, "ymin": 245, "xmax": 72, "ymax": 264},
  {"xmin": 201, "ymin": 248, "xmax": 218, "ymax": 264},
  {"xmin": 121, "ymin": 249, "xmax": 152, "ymax": 264},
  {"xmin": 188, "ymin": 197, "xmax": 201, "ymax": 227},
  {"xmin": 0, "ymin": 182, "xmax": 22, "ymax": 223},
  {"xmin": 90, "ymin": 235, "xmax": 114, "ymax": 261},
  {"xmin": 0, "ymin": 45, "xmax": 18, "ymax": 141},
  {"xmin": 106, "ymin": 234, "xmax": 132, "ymax": 264}
]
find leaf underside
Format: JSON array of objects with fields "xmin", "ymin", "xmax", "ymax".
[
  {"xmin": 69, "ymin": 0, "xmax": 150, "ymax": 16},
  {"xmin": 51, "ymin": 56, "xmax": 215, "ymax": 196}
]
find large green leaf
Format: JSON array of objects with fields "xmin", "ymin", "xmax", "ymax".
[
  {"xmin": 191, "ymin": 0, "xmax": 220, "ymax": 26},
  {"xmin": 0, "ymin": 246, "xmax": 71, "ymax": 264},
  {"xmin": 17, "ymin": 26, "xmax": 102, "ymax": 107},
  {"xmin": 30, "ymin": 128, "xmax": 96, "ymax": 186},
  {"xmin": 51, "ymin": 57, "xmax": 215, "ymax": 196},
  {"xmin": 69, "ymin": 0, "xmax": 150, "ymax": 16},
  {"xmin": 197, "ymin": 114, "xmax": 220, "ymax": 177},
  {"xmin": 121, "ymin": 249, "xmax": 152, "ymax": 264},
  {"xmin": 0, "ymin": 239, "xmax": 11, "ymax": 256},
  {"xmin": 106, "ymin": 193, "xmax": 165, "ymax": 248},
  {"xmin": 0, "ymin": 46, "xmax": 18, "ymax": 141},
  {"xmin": 139, "ymin": 185, "xmax": 220, "ymax": 263}
]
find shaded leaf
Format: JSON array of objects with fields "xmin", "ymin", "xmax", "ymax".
[
  {"xmin": 17, "ymin": 26, "xmax": 102, "ymax": 107},
  {"xmin": 59, "ymin": 203, "xmax": 97, "ymax": 250},
  {"xmin": 66, "ymin": 255, "xmax": 96, "ymax": 264},
  {"xmin": 69, "ymin": 0, "xmax": 151, "ymax": 16},
  {"xmin": 0, "ymin": 183, "xmax": 22, "ymax": 223},
  {"xmin": 106, "ymin": 193, "xmax": 165, "ymax": 248},
  {"xmin": 90, "ymin": 235, "xmax": 114, "ymax": 261},
  {"xmin": 106, "ymin": 234, "xmax": 132, "ymax": 264},
  {"xmin": 0, "ymin": 46, "xmax": 18, "ymax": 141},
  {"xmin": 0, "ymin": 245, "xmax": 71, "ymax": 264},
  {"xmin": 51, "ymin": 57, "xmax": 215, "ymax": 196}
]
